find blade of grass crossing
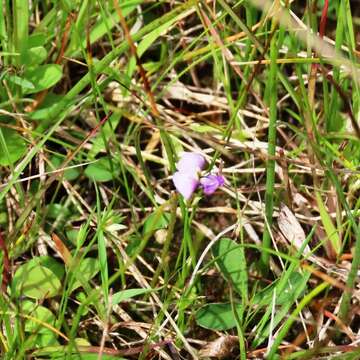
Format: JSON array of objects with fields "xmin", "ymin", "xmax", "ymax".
[
  {"xmin": 267, "ymin": 281, "xmax": 329, "ymax": 358},
  {"xmin": 326, "ymin": 1, "xmax": 344, "ymax": 132},
  {"xmin": 175, "ymin": 202, "xmax": 196, "ymax": 332},
  {"xmin": 315, "ymin": 191, "xmax": 341, "ymax": 256},
  {"xmin": 342, "ymin": 0, "xmax": 360, "ymax": 122},
  {"xmin": 260, "ymin": 21, "xmax": 279, "ymax": 273},
  {"xmin": 150, "ymin": 193, "xmax": 177, "ymax": 288},
  {"xmin": 326, "ymin": 168, "xmax": 360, "ymax": 323},
  {"xmin": 0, "ymin": 255, "xmax": 9, "ymax": 354},
  {"xmin": 252, "ymin": 255, "xmax": 310, "ymax": 347},
  {"xmin": 0, "ymin": 2, "xmax": 9, "ymax": 66},
  {"xmin": 135, "ymin": 128, "xmax": 156, "ymax": 205},
  {"xmin": 55, "ymin": 223, "xmax": 92, "ymax": 331},
  {"xmin": 217, "ymin": 0, "xmax": 264, "ymax": 51},
  {"xmin": 97, "ymin": 230, "xmax": 109, "ymax": 306},
  {"xmin": 237, "ymin": 231, "xmax": 248, "ymax": 360},
  {"xmin": 230, "ymin": 288, "xmax": 246, "ymax": 360},
  {"xmin": 96, "ymin": 184, "xmax": 109, "ymax": 308}
]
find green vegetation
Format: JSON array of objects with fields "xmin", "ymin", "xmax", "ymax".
[{"xmin": 1, "ymin": 0, "xmax": 360, "ymax": 358}]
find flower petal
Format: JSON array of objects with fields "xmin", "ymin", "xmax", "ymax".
[
  {"xmin": 216, "ymin": 174, "xmax": 225, "ymax": 186},
  {"xmin": 176, "ymin": 152, "xmax": 206, "ymax": 174},
  {"xmin": 173, "ymin": 171, "xmax": 199, "ymax": 200},
  {"xmin": 200, "ymin": 174, "xmax": 225, "ymax": 195}
]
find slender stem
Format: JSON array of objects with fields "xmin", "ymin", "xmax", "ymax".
[
  {"xmin": 260, "ymin": 20, "xmax": 278, "ymax": 273},
  {"xmin": 13, "ymin": 0, "xmax": 28, "ymax": 66}
]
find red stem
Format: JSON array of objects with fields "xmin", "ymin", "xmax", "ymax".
[
  {"xmin": 0, "ymin": 230, "xmax": 10, "ymax": 292},
  {"xmin": 319, "ymin": 0, "xmax": 329, "ymax": 38}
]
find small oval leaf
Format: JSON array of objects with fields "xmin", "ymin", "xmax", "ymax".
[
  {"xmin": 212, "ymin": 238, "xmax": 247, "ymax": 298},
  {"xmin": 6, "ymin": 74, "xmax": 35, "ymax": 90},
  {"xmin": 21, "ymin": 46, "xmax": 47, "ymax": 66},
  {"xmin": 84, "ymin": 158, "xmax": 118, "ymax": 182},
  {"xmin": 0, "ymin": 128, "xmax": 27, "ymax": 166},
  {"xmin": 24, "ymin": 64, "xmax": 63, "ymax": 94},
  {"xmin": 13, "ymin": 263, "xmax": 62, "ymax": 299},
  {"xmin": 196, "ymin": 303, "xmax": 242, "ymax": 331},
  {"xmin": 68, "ymin": 258, "xmax": 100, "ymax": 293},
  {"xmin": 22, "ymin": 300, "xmax": 56, "ymax": 333},
  {"xmin": 142, "ymin": 212, "xmax": 170, "ymax": 236}
]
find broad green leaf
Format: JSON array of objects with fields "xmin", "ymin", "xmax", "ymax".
[
  {"xmin": 24, "ymin": 331, "xmax": 60, "ymax": 349},
  {"xmin": 12, "ymin": 256, "xmax": 64, "ymax": 280},
  {"xmin": 5, "ymin": 74, "xmax": 35, "ymax": 90},
  {"xmin": 196, "ymin": 303, "xmax": 242, "ymax": 331},
  {"xmin": 24, "ymin": 64, "xmax": 63, "ymax": 94},
  {"xmin": 28, "ymin": 32, "xmax": 47, "ymax": 47},
  {"xmin": 212, "ymin": 238, "xmax": 248, "ymax": 299},
  {"xmin": 112, "ymin": 288, "xmax": 156, "ymax": 305},
  {"xmin": 84, "ymin": 158, "xmax": 119, "ymax": 182},
  {"xmin": 66, "ymin": 229, "xmax": 79, "ymax": 245},
  {"xmin": 125, "ymin": 235, "xmax": 141, "ymax": 256},
  {"xmin": 87, "ymin": 136, "xmax": 108, "ymax": 159},
  {"xmin": 0, "ymin": 128, "xmax": 27, "ymax": 166},
  {"xmin": 0, "ymin": 212, "xmax": 7, "ymax": 224},
  {"xmin": 13, "ymin": 262, "xmax": 62, "ymax": 299},
  {"xmin": 68, "ymin": 258, "xmax": 100, "ymax": 293},
  {"xmin": 22, "ymin": 300, "xmax": 56, "ymax": 334},
  {"xmin": 46, "ymin": 203, "xmax": 72, "ymax": 220},
  {"xmin": 142, "ymin": 212, "xmax": 170, "ymax": 235},
  {"xmin": 28, "ymin": 256, "xmax": 65, "ymax": 280},
  {"xmin": 21, "ymin": 46, "xmax": 47, "ymax": 66}
]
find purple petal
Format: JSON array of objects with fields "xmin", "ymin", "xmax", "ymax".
[
  {"xmin": 176, "ymin": 152, "xmax": 206, "ymax": 174},
  {"xmin": 200, "ymin": 174, "xmax": 225, "ymax": 195},
  {"xmin": 173, "ymin": 171, "xmax": 199, "ymax": 200},
  {"xmin": 216, "ymin": 174, "xmax": 225, "ymax": 186}
]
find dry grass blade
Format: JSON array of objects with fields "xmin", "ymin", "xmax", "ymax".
[
  {"xmin": 199, "ymin": 335, "xmax": 239, "ymax": 359},
  {"xmin": 250, "ymin": 0, "xmax": 360, "ymax": 84},
  {"xmin": 113, "ymin": 0, "xmax": 159, "ymax": 117},
  {"xmin": 277, "ymin": 203, "xmax": 310, "ymax": 254}
]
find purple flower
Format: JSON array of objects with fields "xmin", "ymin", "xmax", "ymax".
[
  {"xmin": 176, "ymin": 152, "xmax": 206, "ymax": 173},
  {"xmin": 172, "ymin": 171, "xmax": 200, "ymax": 200},
  {"xmin": 172, "ymin": 152, "xmax": 205, "ymax": 200},
  {"xmin": 172, "ymin": 152, "xmax": 224, "ymax": 199},
  {"xmin": 200, "ymin": 174, "xmax": 225, "ymax": 195}
]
